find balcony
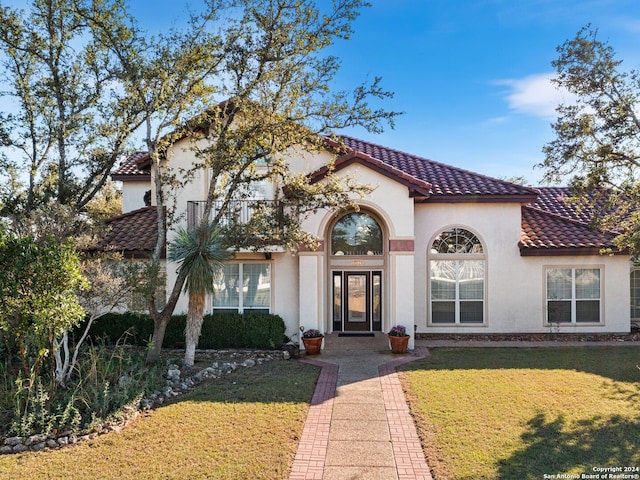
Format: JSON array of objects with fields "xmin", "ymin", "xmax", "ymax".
[{"xmin": 186, "ymin": 199, "xmax": 277, "ymax": 229}]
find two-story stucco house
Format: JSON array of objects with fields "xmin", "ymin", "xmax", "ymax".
[{"xmin": 107, "ymin": 134, "xmax": 635, "ymax": 348}]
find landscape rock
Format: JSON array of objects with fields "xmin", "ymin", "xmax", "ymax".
[
  {"xmin": 4, "ymin": 437, "xmax": 22, "ymax": 446},
  {"xmin": 25, "ymin": 434, "xmax": 46, "ymax": 446}
]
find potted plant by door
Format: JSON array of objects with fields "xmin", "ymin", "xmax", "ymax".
[
  {"xmin": 388, "ymin": 325, "xmax": 410, "ymax": 353},
  {"xmin": 301, "ymin": 328, "xmax": 324, "ymax": 355}
]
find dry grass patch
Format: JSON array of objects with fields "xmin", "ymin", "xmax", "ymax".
[
  {"xmin": 400, "ymin": 347, "xmax": 640, "ymax": 480},
  {"xmin": 0, "ymin": 360, "xmax": 319, "ymax": 480}
]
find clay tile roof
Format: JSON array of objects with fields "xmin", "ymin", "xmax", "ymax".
[
  {"xmin": 309, "ymin": 148, "xmax": 432, "ymax": 198},
  {"xmin": 519, "ymin": 206, "xmax": 618, "ymax": 256},
  {"xmin": 111, "ymin": 152, "xmax": 151, "ymax": 180},
  {"xmin": 338, "ymin": 135, "xmax": 540, "ymax": 202},
  {"xmin": 530, "ymin": 187, "xmax": 593, "ymax": 224},
  {"xmin": 97, "ymin": 206, "xmax": 163, "ymax": 258}
]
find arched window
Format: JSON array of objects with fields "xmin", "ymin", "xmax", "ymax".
[
  {"xmin": 429, "ymin": 228, "xmax": 485, "ymax": 324},
  {"xmin": 331, "ymin": 212, "xmax": 383, "ymax": 256}
]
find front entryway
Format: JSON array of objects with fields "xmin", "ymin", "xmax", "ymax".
[{"xmin": 332, "ymin": 270, "xmax": 382, "ymax": 331}]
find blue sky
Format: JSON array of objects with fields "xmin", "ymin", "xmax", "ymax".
[
  {"xmin": 326, "ymin": 0, "xmax": 640, "ymax": 184},
  {"xmin": 130, "ymin": 0, "xmax": 640, "ymax": 185}
]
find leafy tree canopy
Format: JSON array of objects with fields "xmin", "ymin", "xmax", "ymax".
[
  {"xmin": 540, "ymin": 26, "xmax": 640, "ymax": 256},
  {"xmin": 0, "ymin": 0, "xmax": 144, "ymax": 218},
  {"xmin": 0, "ymin": 226, "xmax": 87, "ymax": 380}
]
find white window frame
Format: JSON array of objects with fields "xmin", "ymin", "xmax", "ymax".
[
  {"xmin": 212, "ymin": 262, "xmax": 272, "ymax": 314},
  {"xmin": 545, "ymin": 266, "xmax": 603, "ymax": 325},
  {"xmin": 631, "ymin": 267, "xmax": 640, "ymax": 322},
  {"xmin": 428, "ymin": 227, "xmax": 486, "ymax": 326}
]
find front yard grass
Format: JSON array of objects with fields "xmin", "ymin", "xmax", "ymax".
[
  {"xmin": 0, "ymin": 359, "xmax": 319, "ymax": 480},
  {"xmin": 399, "ymin": 347, "xmax": 640, "ymax": 480}
]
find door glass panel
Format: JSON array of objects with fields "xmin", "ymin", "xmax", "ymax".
[
  {"xmin": 372, "ymin": 272, "xmax": 381, "ymax": 325},
  {"xmin": 333, "ymin": 273, "xmax": 342, "ymax": 327},
  {"xmin": 347, "ymin": 274, "xmax": 367, "ymax": 323}
]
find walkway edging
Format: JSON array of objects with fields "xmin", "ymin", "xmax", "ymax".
[
  {"xmin": 289, "ymin": 358, "xmax": 339, "ymax": 480},
  {"xmin": 379, "ymin": 347, "xmax": 433, "ymax": 480},
  {"xmin": 290, "ymin": 348, "xmax": 433, "ymax": 480}
]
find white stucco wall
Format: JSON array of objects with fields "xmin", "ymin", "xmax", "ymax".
[
  {"xmin": 414, "ymin": 202, "xmax": 631, "ymax": 334},
  {"xmin": 121, "ymin": 181, "xmax": 150, "ymax": 213},
  {"xmin": 157, "ymin": 136, "xmax": 631, "ymax": 337}
]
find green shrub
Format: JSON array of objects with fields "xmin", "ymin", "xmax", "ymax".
[
  {"xmin": 77, "ymin": 312, "xmax": 154, "ymax": 346},
  {"xmin": 78, "ymin": 312, "xmax": 286, "ymax": 350},
  {"xmin": 162, "ymin": 315, "xmax": 186, "ymax": 348},
  {"xmin": 5, "ymin": 341, "xmax": 167, "ymax": 437},
  {"xmin": 199, "ymin": 313, "xmax": 246, "ymax": 349},
  {"xmin": 244, "ymin": 313, "xmax": 286, "ymax": 349}
]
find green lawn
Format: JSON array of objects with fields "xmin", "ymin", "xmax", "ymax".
[
  {"xmin": 0, "ymin": 360, "xmax": 319, "ymax": 480},
  {"xmin": 399, "ymin": 347, "xmax": 640, "ymax": 480}
]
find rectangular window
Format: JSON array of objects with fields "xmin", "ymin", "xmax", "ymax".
[
  {"xmin": 631, "ymin": 269, "xmax": 640, "ymax": 320},
  {"xmin": 430, "ymin": 260, "xmax": 484, "ymax": 324},
  {"xmin": 213, "ymin": 263, "xmax": 270, "ymax": 314},
  {"xmin": 546, "ymin": 267, "xmax": 601, "ymax": 324}
]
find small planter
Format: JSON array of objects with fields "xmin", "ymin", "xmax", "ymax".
[
  {"xmin": 302, "ymin": 336, "xmax": 323, "ymax": 355},
  {"xmin": 388, "ymin": 334, "xmax": 410, "ymax": 354}
]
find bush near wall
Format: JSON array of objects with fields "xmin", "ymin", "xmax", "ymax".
[{"xmin": 77, "ymin": 312, "xmax": 286, "ymax": 350}]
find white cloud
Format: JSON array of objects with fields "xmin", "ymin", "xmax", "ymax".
[{"xmin": 494, "ymin": 72, "xmax": 577, "ymax": 119}]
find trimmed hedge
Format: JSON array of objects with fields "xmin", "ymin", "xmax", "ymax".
[{"xmin": 77, "ymin": 312, "xmax": 286, "ymax": 350}]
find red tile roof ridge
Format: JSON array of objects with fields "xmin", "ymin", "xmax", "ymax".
[
  {"xmin": 337, "ymin": 134, "xmax": 541, "ymax": 198},
  {"xmin": 523, "ymin": 204, "xmax": 620, "ymax": 234},
  {"xmin": 310, "ymin": 148, "xmax": 432, "ymax": 197},
  {"xmin": 520, "ymin": 204, "xmax": 622, "ymax": 255}
]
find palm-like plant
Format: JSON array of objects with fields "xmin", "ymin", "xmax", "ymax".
[{"xmin": 168, "ymin": 222, "xmax": 229, "ymax": 367}]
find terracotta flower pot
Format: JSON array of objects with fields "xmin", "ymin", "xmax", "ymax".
[
  {"xmin": 388, "ymin": 334, "xmax": 410, "ymax": 353},
  {"xmin": 302, "ymin": 336, "xmax": 323, "ymax": 355}
]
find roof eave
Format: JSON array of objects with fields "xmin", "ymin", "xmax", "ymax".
[
  {"xmin": 518, "ymin": 245, "xmax": 626, "ymax": 257},
  {"xmin": 309, "ymin": 151, "xmax": 433, "ymax": 199},
  {"xmin": 421, "ymin": 194, "xmax": 539, "ymax": 204},
  {"xmin": 111, "ymin": 174, "xmax": 151, "ymax": 182}
]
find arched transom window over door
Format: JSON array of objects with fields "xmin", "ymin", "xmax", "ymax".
[
  {"xmin": 331, "ymin": 212, "xmax": 383, "ymax": 256},
  {"xmin": 429, "ymin": 227, "xmax": 486, "ymax": 325}
]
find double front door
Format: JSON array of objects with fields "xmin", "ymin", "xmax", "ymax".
[{"xmin": 332, "ymin": 271, "xmax": 382, "ymax": 331}]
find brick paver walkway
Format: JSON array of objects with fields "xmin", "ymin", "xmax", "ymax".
[
  {"xmin": 379, "ymin": 348, "xmax": 433, "ymax": 480},
  {"xmin": 290, "ymin": 358, "xmax": 339, "ymax": 480},
  {"xmin": 290, "ymin": 345, "xmax": 433, "ymax": 480}
]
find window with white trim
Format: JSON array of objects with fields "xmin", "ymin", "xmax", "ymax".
[
  {"xmin": 631, "ymin": 268, "xmax": 640, "ymax": 321},
  {"xmin": 429, "ymin": 228, "xmax": 485, "ymax": 324},
  {"xmin": 212, "ymin": 263, "xmax": 271, "ymax": 314},
  {"xmin": 546, "ymin": 267, "xmax": 601, "ymax": 324}
]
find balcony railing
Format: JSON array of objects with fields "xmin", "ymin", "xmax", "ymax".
[{"xmin": 187, "ymin": 200, "xmax": 275, "ymax": 229}]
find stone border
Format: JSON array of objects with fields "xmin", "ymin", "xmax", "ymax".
[
  {"xmin": 416, "ymin": 332, "xmax": 640, "ymax": 342},
  {"xmin": 1, "ymin": 349, "xmax": 290, "ymax": 455}
]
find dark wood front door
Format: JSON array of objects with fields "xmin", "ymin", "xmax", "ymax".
[{"xmin": 333, "ymin": 271, "xmax": 382, "ymax": 332}]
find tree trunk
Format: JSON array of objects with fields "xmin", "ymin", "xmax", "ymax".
[
  {"xmin": 183, "ymin": 290, "xmax": 205, "ymax": 368},
  {"xmin": 146, "ymin": 313, "xmax": 171, "ymax": 364}
]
